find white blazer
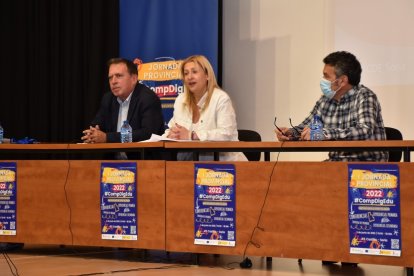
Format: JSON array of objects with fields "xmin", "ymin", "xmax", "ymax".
[{"xmin": 164, "ymin": 88, "xmax": 247, "ymax": 161}]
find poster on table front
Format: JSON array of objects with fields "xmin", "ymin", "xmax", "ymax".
[
  {"xmin": 348, "ymin": 164, "xmax": 401, "ymax": 256},
  {"xmin": 194, "ymin": 164, "xmax": 236, "ymax": 246},
  {"xmin": 100, "ymin": 162, "xmax": 137, "ymax": 240},
  {"xmin": 0, "ymin": 162, "xmax": 17, "ymax": 235}
]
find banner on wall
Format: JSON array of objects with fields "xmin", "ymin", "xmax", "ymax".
[
  {"xmin": 135, "ymin": 57, "xmax": 183, "ymax": 125},
  {"xmin": 120, "ymin": 0, "xmax": 220, "ymax": 125},
  {"xmin": 100, "ymin": 162, "xmax": 138, "ymax": 240},
  {"xmin": 348, "ymin": 164, "xmax": 401, "ymax": 257},
  {"xmin": 194, "ymin": 164, "xmax": 236, "ymax": 246},
  {"xmin": 0, "ymin": 162, "xmax": 17, "ymax": 235}
]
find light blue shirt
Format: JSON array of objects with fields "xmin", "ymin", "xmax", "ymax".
[
  {"xmin": 116, "ymin": 92, "xmax": 133, "ymax": 131},
  {"xmin": 116, "ymin": 92, "xmax": 133, "ymax": 160}
]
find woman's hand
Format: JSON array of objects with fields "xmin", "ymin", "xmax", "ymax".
[{"xmin": 167, "ymin": 123, "xmax": 190, "ymax": 140}]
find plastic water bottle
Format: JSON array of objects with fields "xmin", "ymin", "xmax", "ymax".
[
  {"xmin": 0, "ymin": 122, "xmax": 3, "ymax": 144},
  {"xmin": 120, "ymin": 120, "xmax": 132, "ymax": 143},
  {"xmin": 310, "ymin": 115, "xmax": 324, "ymax": 141}
]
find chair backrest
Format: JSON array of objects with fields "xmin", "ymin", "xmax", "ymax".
[
  {"xmin": 238, "ymin": 129, "xmax": 262, "ymax": 161},
  {"xmin": 385, "ymin": 127, "xmax": 403, "ymax": 162}
]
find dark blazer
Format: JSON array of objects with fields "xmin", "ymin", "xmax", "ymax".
[{"xmin": 91, "ymin": 83, "xmax": 164, "ymax": 143}]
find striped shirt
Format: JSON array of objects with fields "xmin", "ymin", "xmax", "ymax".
[{"xmin": 295, "ymin": 85, "xmax": 388, "ymax": 162}]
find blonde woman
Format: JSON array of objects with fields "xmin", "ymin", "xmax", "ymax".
[{"xmin": 164, "ymin": 55, "xmax": 247, "ymax": 161}]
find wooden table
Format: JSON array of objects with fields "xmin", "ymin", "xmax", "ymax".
[
  {"xmin": 0, "ymin": 142, "xmax": 164, "ymax": 159},
  {"xmin": 0, "ymin": 142, "xmax": 165, "ymax": 249},
  {"xmin": 2, "ymin": 141, "xmax": 414, "ymax": 272},
  {"xmin": 164, "ymin": 140, "xmax": 414, "ymax": 161},
  {"xmin": 166, "ymin": 161, "xmax": 414, "ymax": 267},
  {"xmin": 0, "ymin": 160, "xmax": 166, "ymax": 250}
]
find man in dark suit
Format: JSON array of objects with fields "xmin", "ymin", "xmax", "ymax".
[{"xmin": 82, "ymin": 58, "xmax": 164, "ymax": 144}]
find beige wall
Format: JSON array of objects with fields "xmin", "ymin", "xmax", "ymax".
[{"xmin": 222, "ymin": 0, "xmax": 414, "ymax": 160}]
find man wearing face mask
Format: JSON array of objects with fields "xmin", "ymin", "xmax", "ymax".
[{"xmin": 275, "ymin": 51, "xmax": 388, "ymax": 162}]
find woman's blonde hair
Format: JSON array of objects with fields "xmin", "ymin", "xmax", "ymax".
[{"xmin": 180, "ymin": 55, "xmax": 219, "ymax": 112}]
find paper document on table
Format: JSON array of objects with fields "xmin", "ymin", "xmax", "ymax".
[{"xmin": 140, "ymin": 134, "xmax": 191, "ymax": 142}]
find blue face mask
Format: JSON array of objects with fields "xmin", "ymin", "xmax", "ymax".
[{"xmin": 320, "ymin": 78, "xmax": 339, "ymax": 99}]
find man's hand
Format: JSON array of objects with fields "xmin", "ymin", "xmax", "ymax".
[
  {"xmin": 81, "ymin": 125, "xmax": 107, "ymax": 143},
  {"xmin": 275, "ymin": 127, "xmax": 292, "ymax": 141},
  {"xmin": 301, "ymin": 127, "xmax": 311, "ymax": 141}
]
